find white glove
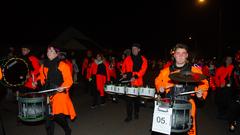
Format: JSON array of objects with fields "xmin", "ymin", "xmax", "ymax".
[
  {"xmin": 57, "ymin": 87, "xmax": 66, "ymax": 92},
  {"xmin": 159, "ymin": 87, "xmax": 165, "ymax": 93}
]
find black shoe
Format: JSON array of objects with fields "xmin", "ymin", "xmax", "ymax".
[
  {"xmin": 124, "ymin": 117, "xmax": 132, "ymax": 122},
  {"xmin": 91, "ymin": 104, "xmax": 97, "ymax": 109},
  {"xmin": 229, "ymin": 121, "xmax": 237, "ymax": 132},
  {"xmin": 100, "ymin": 102, "xmax": 105, "ymax": 106},
  {"xmin": 112, "ymin": 98, "xmax": 118, "ymax": 103},
  {"xmin": 229, "ymin": 124, "xmax": 236, "ymax": 132}
]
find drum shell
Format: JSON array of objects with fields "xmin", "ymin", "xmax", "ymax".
[
  {"xmin": 171, "ymin": 100, "xmax": 192, "ymax": 133},
  {"xmin": 18, "ymin": 94, "xmax": 46, "ymax": 122},
  {"xmin": 114, "ymin": 86, "xmax": 125, "ymax": 95},
  {"xmin": 105, "ymin": 84, "xmax": 116, "ymax": 94},
  {"xmin": 125, "ymin": 87, "xmax": 139, "ymax": 97},
  {"xmin": 157, "ymin": 99, "xmax": 192, "ymax": 133},
  {"xmin": 139, "ymin": 87, "xmax": 155, "ymax": 98}
]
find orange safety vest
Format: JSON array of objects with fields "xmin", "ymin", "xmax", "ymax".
[
  {"xmin": 24, "ymin": 55, "xmax": 41, "ymax": 89},
  {"xmin": 215, "ymin": 64, "xmax": 234, "ymax": 88},
  {"xmin": 89, "ymin": 60, "xmax": 110, "ymax": 96},
  {"xmin": 82, "ymin": 58, "xmax": 94, "ymax": 80},
  {"xmin": 38, "ymin": 61, "xmax": 76, "ymax": 120},
  {"xmin": 65, "ymin": 59, "xmax": 73, "ymax": 74},
  {"xmin": 122, "ymin": 55, "xmax": 148, "ymax": 87}
]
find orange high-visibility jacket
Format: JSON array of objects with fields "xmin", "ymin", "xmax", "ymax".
[
  {"xmin": 65, "ymin": 59, "xmax": 73, "ymax": 74},
  {"xmin": 117, "ymin": 60, "xmax": 123, "ymax": 74},
  {"xmin": 82, "ymin": 58, "xmax": 94, "ymax": 80},
  {"xmin": 122, "ymin": 55, "xmax": 148, "ymax": 87},
  {"xmin": 89, "ymin": 60, "xmax": 110, "ymax": 96},
  {"xmin": 24, "ymin": 55, "xmax": 41, "ymax": 89},
  {"xmin": 202, "ymin": 65, "xmax": 210, "ymax": 77},
  {"xmin": 155, "ymin": 66, "xmax": 209, "ymax": 99},
  {"xmin": 38, "ymin": 61, "xmax": 76, "ymax": 120},
  {"xmin": 89, "ymin": 60, "xmax": 110, "ymax": 82},
  {"xmin": 215, "ymin": 64, "xmax": 234, "ymax": 88}
]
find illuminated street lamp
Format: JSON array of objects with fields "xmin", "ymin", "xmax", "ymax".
[
  {"xmin": 196, "ymin": 0, "xmax": 206, "ymax": 7},
  {"xmin": 198, "ymin": 0, "xmax": 205, "ymax": 3}
]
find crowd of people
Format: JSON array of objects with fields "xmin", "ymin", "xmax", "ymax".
[{"xmin": 0, "ymin": 42, "xmax": 240, "ymax": 135}]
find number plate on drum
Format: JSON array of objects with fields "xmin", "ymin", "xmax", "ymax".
[{"xmin": 152, "ymin": 101, "xmax": 172, "ymax": 135}]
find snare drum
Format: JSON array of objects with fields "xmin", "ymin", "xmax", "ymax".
[
  {"xmin": 125, "ymin": 87, "xmax": 139, "ymax": 97},
  {"xmin": 104, "ymin": 84, "xmax": 116, "ymax": 94},
  {"xmin": 157, "ymin": 98, "xmax": 192, "ymax": 133},
  {"xmin": 18, "ymin": 93, "xmax": 46, "ymax": 122},
  {"xmin": 139, "ymin": 87, "xmax": 155, "ymax": 99},
  {"xmin": 114, "ymin": 85, "xmax": 125, "ymax": 95}
]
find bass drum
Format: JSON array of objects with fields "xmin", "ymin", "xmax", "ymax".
[{"xmin": 1, "ymin": 57, "xmax": 29, "ymax": 87}]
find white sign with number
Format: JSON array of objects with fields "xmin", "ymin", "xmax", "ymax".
[{"xmin": 152, "ymin": 101, "xmax": 172, "ymax": 135}]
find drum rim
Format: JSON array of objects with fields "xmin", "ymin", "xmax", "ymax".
[
  {"xmin": 140, "ymin": 95, "xmax": 154, "ymax": 99},
  {"xmin": 1, "ymin": 57, "xmax": 29, "ymax": 87},
  {"xmin": 126, "ymin": 94, "xmax": 138, "ymax": 97}
]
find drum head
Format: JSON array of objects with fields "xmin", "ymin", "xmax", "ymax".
[{"xmin": 2, "ymin": 58, "xmax": 29, "ymax": 87}]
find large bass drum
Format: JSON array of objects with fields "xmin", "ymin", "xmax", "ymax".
[{"xmin": 1, "ymin": 57, "xmax": 29, "ymax": 87}]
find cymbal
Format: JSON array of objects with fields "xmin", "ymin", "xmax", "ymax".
[{"xmin": 169, "ymin": 71, "xmax": 207, "ymax": 82}]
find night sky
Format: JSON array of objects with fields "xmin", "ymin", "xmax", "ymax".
[{"xmin": 1, "ymin": 0, "xmax": 239, "ymax": 59}]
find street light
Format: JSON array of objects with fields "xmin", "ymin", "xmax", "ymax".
[
  {"xmin": 198, "ymin": 0, "xmax": 205, "ymax": 3},
  {"xmin": 196, "ymin": 0, "xmax": 206, "ymax": 7}
]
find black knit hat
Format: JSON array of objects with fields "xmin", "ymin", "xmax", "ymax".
[
  {"xmin": 132, "ymin": 43, "xmax": 141, "ymax": 49},
  {"xmin": 21, "ymin": 44, "xmax": 32, "ymax": 50}
]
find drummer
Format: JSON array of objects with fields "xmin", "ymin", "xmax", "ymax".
[
  {"xmin": 34, "ymin": 44, "xmax": 76, "ymax": 135},
  {"xmin": 155, "ymin": 43, "xmax": 209, "ymax": 135},
  {"xmin": 20, "ymin": 45, "xmax": 41, "ymax": 91},
  {"xmin": 121, "ymin": 43, "xmax": 148, "ymax": 122}
]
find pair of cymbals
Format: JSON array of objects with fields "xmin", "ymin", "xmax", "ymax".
[{"xmin": 169, "ymin": 71, "xmax": 207, "ymax": 83}]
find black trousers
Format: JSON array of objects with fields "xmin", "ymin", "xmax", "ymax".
[
  {"xmin": 228, "ymin": 95, "xmax": 240, "ymax": 123},
  {"xmin": 215, "ymin": 87, "xmax": 232, "ymax": 116},
  {"xmin": 125, "ymin": 96, "xmax": 140, "ymax": 118},
  {"xmin": 45, "ymin": 114, "xmax": 71, "ymax": 135}
]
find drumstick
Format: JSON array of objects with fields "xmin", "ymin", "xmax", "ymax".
[
  {"xmin": 178, "ymin": 89, "xmax": 207, "ymax": 96},
  {"xmin": 178, "ymin": 91, "xmax": 196, "ymax": 95},
  {"xmin": 121, "ymin": 80, "xmax": 131, "ymax": 83},
  {"xmin": 119, "ymin": 77, "xmax": 124, "ymax": 81},
  {"xmin": 22, "ymin": 86, "xmax": 69, "ymax": 95},
  {"xmin": 38, "ymin": 86, "xmax": 69, "ymax": 93}
]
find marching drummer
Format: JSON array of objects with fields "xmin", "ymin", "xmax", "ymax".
[
  {"xmin": 20, "ymin": 45, "xmax": 41, "ymax": 90},
  {"xmin": 155, "ymin": 43, "xmax": 209, "ymax": 135},
  {"xmin": 35, "ymin": 44, "xmax": 76, "ymax": 135},
  {"xmin": 121, "ymin": 43, "xmax": 148, "ymax": 122}
]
